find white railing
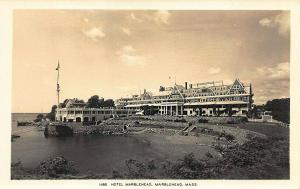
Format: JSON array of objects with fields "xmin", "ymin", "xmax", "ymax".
[{"xmin": 248, "ymin": 118, "xmax": 289, "ymax": 128}]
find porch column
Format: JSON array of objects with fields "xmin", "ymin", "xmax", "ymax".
[
  {"xmin": 176, "ymin": 105, "xmax": 178, "ymax": 116},
  {"xmin": 181, "ymin": 106, "xmax": 183, "ymax": 115},
  {"xmin": 170, "ymin": 106, "xmax": 173, "ymax": 116},
  {"xmin": 166, "ymin": 106, "xmax": 168, "ymax": 115}
]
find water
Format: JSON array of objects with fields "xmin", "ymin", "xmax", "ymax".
[{"xmin": 11, "ymin": 113, "xmax": 164, "ymax": 174}]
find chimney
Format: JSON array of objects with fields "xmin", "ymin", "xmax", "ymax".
[
  {"xmin": 189, "ymin": 84, "xmax": 193, "ymax": 89},
  {"xmin": 144, "ymin": 89, "xmax": 146, "ymax": 94},
  {"xmin": 185, "ymin": 82, "xmax": 188, "ymax": 90}
]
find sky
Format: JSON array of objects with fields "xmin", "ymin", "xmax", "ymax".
[{"xmin": 12, "ymin": 10, "xmax": 290, "ymax": 113}]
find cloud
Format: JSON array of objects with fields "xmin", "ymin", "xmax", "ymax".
[
  {"xmin": 129, "ymin": 11, "xmax": 171, "ymax": 25},
  {"xmin": 117, "ymin": 45, "xmax": 145, "ymax": 65},
  {"xmin": 121, "ymin": 27, "xmax": 131, "ymax": 36},
  {"xmin": 256, "ymin": 62, "xmax": 289, "ymax": 80},
  {"xmin": 83, "ymin": 27, "xmax": 105, "ymax": 41},
  {"xmin": 208, "ymin": 67, "xmax": 221, "ymax": 74},
  {"xmin": 253, "ymin": 79, "xmax": 290, "ymax": 104},
  {"xmin": 253, "ymin": 62, "xmax": 290, "ymax": 104},
  {"xmin": 122, "ymin": 45, "xmax": 136, "ymax": 53},
  {"xmin": 259, "ymin": 18, "xmax": 273, "ymax": 27},
  {"xmin": 153, "ymin": 10, "xmax": 171, "ymax": 25},
  {"xmin": 259, "ymin": 11, "xmax": 290, "ymax": 36},
  {"xmin": 130, "ymin": 13, "xmax": 142, "ymax": 23},
  {"xmin": 83, "ymin": 18, "xmax": 89, "ymax": 23}
]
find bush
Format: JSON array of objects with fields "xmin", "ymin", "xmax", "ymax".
[
  {"xmin": 174, "ymin": 119, "xmax": 187, "ymax": 123},
  {"xmin": 124, "ymin": 159, "xmax": 148, "ymax": 179},
  {"xmin": 119, "ymin": 137, "xmax": 289, "ymax": 179},
  {"xmin": 112, "ymin": 170, "xmax": 123, "ymax": 179},
  {"xmin": 36, "ymin": 156, "xmax": 78, "ymax": 178},
  {"xmin": 162, "ymin": 153, "xmax": 204, "ymax": 179},
  {"xmin": 224, "ymin": 134, "xmax": 235, "ymax": 141},
  {"xmin": 227, "ymin": 120, "xmax": 235, "ymax": 124},
  {"xmin": 198, "ymin": 118, "xmax": 208, "ymax": 123},
  {"xmin": 240, "ymin": 117, "xmax": 248, "ymax": 123}
]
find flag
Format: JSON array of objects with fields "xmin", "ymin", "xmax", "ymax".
[{"xmin": 56, "ymin": 61, "xmax": 60, "ymax": 70}]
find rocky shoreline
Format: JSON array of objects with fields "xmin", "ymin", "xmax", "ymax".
[{"xmin": 42, "ymin": 116, "xmax": 265, "ymax": 146}]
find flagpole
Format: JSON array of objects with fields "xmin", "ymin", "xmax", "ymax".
[{"xmin": 56, "ymin": 60, "xmax": 60, "ymax": 121}]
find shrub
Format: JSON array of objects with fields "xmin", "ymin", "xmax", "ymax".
[
  {"xmin": 112, "ymin": 170, "xmax": 123, "ymax": 179},
  {"xmin": 119, "ymin": 136, "xmax": 289, "ymax": 179},
  {"xmin": 125, "ymin": 159, "xmax": 146, "ymax": 179},
  {"xmin": 198, "ymin": 118, "xmax": 208, "ymax": 123},
  {"xmin": 162, "ymin": 153, "xmax": 204, "ymax": 179},
  {"xmin": 36, "ymin": 156, "xmax": 78, "ymax": 178},
  {"xmin": 174, "ymin": 119, "xmax": 187, "ymax": 123},
  {"xmin": 227, "ymin": 120, "xmax": 235, "ymax": 124},
  {"xmin": 224, "ymin": 134, "xmax": 235, "ymax": 141},
  {"xmin": 240, "ymin": 117, "xmax": 248, "ymax": 123}
]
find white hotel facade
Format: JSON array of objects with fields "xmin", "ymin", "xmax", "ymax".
[
  {"xmin": 56, "ymin": 79, "xmax": 253, "ymax": 122},
  {"xmin": 115, "ymin": 79, "xmax": 253, "ymax": 117},
  {"xmin": 55, "ymin": 99, "xmax": 136, "ymax": 123}
]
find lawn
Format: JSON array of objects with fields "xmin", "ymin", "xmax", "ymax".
[{"xmin": 222, "ymin": 122, "xmax": 289, "ymax": 139}]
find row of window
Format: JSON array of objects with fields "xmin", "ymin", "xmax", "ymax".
[
  {"xmin": 122, "ymin": 96, "xmax": 249, "ymax": 106},
  {"xmin": 58, "ymin": 110, "xmax": 131, "ymax": 115},
  {"xmin": 117, "ymin": 89, "xmax": 247, "ymax": 104},
  {"xmin": 187, "ymin": 96, "xmax": 249, "ymax": 103},
  {"xmin": 185, "ymin": 93, "xmax": 213, "ymax": 97}
]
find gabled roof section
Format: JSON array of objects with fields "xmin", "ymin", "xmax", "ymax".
[
  {"xmin": 65, "ymin": 98, "xmax": 85, "ymax": 108},
  {"xmin": 168, "ymin": 85, "xmax": 185, "ymax": 100},
  {"xmin": 227, "ymin": 79, "xmax": 245, "ymax": 94}
]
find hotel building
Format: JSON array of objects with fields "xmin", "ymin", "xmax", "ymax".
[
  {"xmin": 115, "ymin": 79, "xmax": 253, "ymax": 117},
  {"xmin": 56, "ymin": 99, "xmax": 136, "ymax": 123}
]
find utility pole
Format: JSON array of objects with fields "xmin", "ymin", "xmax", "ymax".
[{"xmin": 56, "ymin": 60, "xmax": 60, "ymax": 121}]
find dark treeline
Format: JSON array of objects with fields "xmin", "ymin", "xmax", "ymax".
[
  {"xmin": 251, "ymin": 98, "xmax": 290, "ymax": 123},
  {"xmin": 85, "ymin": 95, "xmax": 114, "ymax": 108},
  {"xmin": 58, "ymin": 95, "xmax": 115, "ymax": 108},
  {"xmin": 265, "ymin": 98, "xmax": 290, "ymax": 123}
]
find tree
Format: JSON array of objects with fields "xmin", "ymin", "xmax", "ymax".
[
  {"xmin": 86, "ymin": 95, "xmax": 104, "ymax": 108},
  {"xmin": 265, "ymin": 98, "xmax": 290, "ymax": 123},
  {"xmin": 75, "ymin": 99, "xmax": 85, "ymax": 103},
  {"xmin": 102, "ymin": 99, "xmax": 115, "ymax": 107},
  {"xmin": 34, "ymin": 113, "xmax": 44, "ymax": 122},
  {"xmin": 159, "ymin": 86, "xmax": 165, "ymax": 92},
  {"xmin": 58, "ymin": 99, "xmax": 68, "ymax": 108},
  {"xmin": 46, "ymin": 105, "xmax": 57, "ymax": 121}
]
